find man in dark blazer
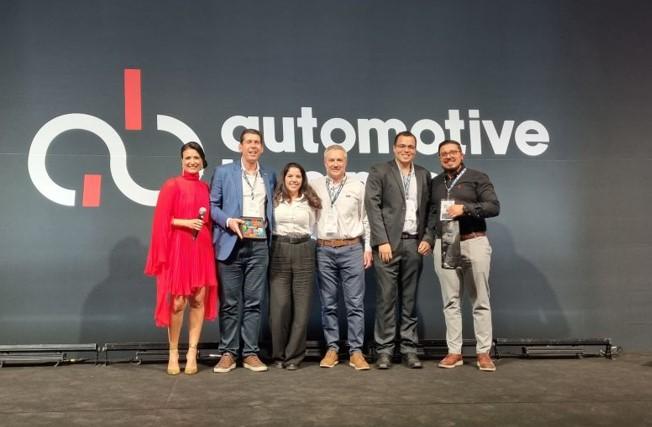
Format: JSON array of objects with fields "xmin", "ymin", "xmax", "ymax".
[
  {"xmin": 364, "ymin": 130, "xmax": 434, "ymax": 369},
  {"xmin": 210, "ymin": 128, "xmax": 277, "ymax": 373}
]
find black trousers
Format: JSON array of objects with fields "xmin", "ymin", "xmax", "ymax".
[
  {"xmin": 269, "ymin": 237, "xmax": 316, "ymax": 365},
  {"xmin": 373, "ymin": 238, "xmax": 423, "ymax": 355}
]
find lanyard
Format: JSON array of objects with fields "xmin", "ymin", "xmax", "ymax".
[
  {"xmin": 326, "ymin": 176, "xmax": 347, "ymax": 207},
  {"xmin": 402, "ymin": 164, "xmax": 413, "ymax": 198},
  {"xmin": 243, "ymin": 170, "xmax": 259, "ymax": 200},
  {"xmin": 444, "ymin": 168, "xmax": 466, "ymax": 198}
]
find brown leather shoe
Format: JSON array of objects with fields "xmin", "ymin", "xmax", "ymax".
[
  {"xmin": 348, "ymin": 351, "xmax": 370, "ymax": 371},
  {"xmin": 320, "ymin": 349, "xmax": 339, "ymax": 368},
  {"xmin": 243, "ymin": 354, "xmax": 268, "ymax": 372},
  {"xmin": 438, "ymin": 353, "xmax": 464, "ymax": 369},
  {"xmin": 213, "ymin": 352, "xmax": 236, "ymax": 373},
  {"xmin": 476, "ymin": 353, "xmax": 496, "ymax": 372}
]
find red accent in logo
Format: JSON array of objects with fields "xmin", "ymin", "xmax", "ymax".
[
  {"xmin": 82, "ymin": 174, "xmax": 102, "ymax": 207},
  {"xmin": 124, "ymin": 69, "xmax": 142, "ymax": 130}
]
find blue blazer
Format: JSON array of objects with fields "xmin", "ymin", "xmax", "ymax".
[{"xmin": 209, "ymin": 162, "xmax": 277, "ymax": 261}]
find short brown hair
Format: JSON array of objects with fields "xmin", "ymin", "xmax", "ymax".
[{"xmin": 240, "ymin": 128, "xmax": 263, "ymax": 144}]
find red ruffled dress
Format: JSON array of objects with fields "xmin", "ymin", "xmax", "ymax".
[{"xmin": 145, "ymin": 171, "xmax": 218, "ymax": 327}]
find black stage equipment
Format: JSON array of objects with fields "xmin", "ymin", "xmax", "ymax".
[
  {"xmin": 493, "ymin": 338, "xmax": 620, "ymax": 359},
  {"xmin": 102, "ymin": 342, "xmax": 220, "ymax": 365},
  {"xmin": 0, "ymin": 338, "xmax": 619, "ymax": 367},
  {"xmin": 0, "ymin": 344, "xmax": 99, "ymax": 367}
]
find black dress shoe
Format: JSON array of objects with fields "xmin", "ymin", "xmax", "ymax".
[
  {"xmin": 273, "ymin": 361, "xmax": 284, "ymax": 369},
  {"xmin": 376, "ymin": 353, "xmax": 392, "ymax": 369},
  {"xmin": 285, "ymin": 363, "xmax": 299, "ymax": 371},
  {"xmin": 404, "ymin": 353, "xmax": 423, "ymax": 369}
]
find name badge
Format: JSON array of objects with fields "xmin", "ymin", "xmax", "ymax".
[
  {"xmin": 440, "ymin": 199, "xmax": 454, "ymax": 221},
  {"xmin": 325, "ymin": 210, "xmax": 338, "ymax": 235}
]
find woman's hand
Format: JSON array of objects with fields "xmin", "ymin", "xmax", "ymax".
[{"xmin": 173, "ymin": 218, "xmax": 203, "ymax": 231}]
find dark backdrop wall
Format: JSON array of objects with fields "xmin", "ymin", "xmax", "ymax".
[{"xmin": 1, "ymin": 0, "xmax": 651, "ymax": 350}]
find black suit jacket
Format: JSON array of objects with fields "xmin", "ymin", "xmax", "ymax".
[{"xmin": 364, "ymin": 160, "xmax": 434, "ymax": 251}]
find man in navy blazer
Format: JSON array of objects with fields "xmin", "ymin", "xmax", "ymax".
[{"xmin": 210, "ymin": 128, "xmax": 277, "ymax": 373}]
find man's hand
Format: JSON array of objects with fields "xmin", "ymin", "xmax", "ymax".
[
  {"xmin": 363, "ymin": 250, "xmax": 373, "ymax": 269},
  {"xmin": 417, "ymin": 241, "xmax": 432, "ymax": 256},
  {"xmin": 227, "ymin": 218, "xmax": 244, "ymax": 239},
  {"xmin": 378, "ymin": 243, "xmax": 392, "ymax": 264},
  {"xmin": 447, "ymin": 204, "xmax": 465, "ymax": 218}
]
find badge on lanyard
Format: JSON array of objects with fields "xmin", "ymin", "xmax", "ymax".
[
  {"xmin": 325, "ymin": 210, "xmax": 338, "ymax": 235},
  {"xmin": 440, "ymin": 199, "xmax": 454, "ymax": 221},
  {"xmin": 324, "ymin": 177, "xmax": 346, "ymax": 235},
  {"xmin": 441, "ymin": 168, "xmax": 466, "ymax": 221}
]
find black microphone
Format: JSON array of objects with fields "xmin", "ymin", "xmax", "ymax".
[{"xmin": 192, "ymin": 207, "xmax": 207, "ymax": 240}]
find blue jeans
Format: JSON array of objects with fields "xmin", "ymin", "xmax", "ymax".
[
  {"xmin": 316, "ymin": 243, "xmax": 365, "ymax": 353},
  {"xmin": 217, "ymin": 239, "xmax": 269, "ymax": 357}
]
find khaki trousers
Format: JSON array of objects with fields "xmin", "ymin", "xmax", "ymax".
[{"xmin": 434, "ymin": 236, "xmax": 493, "ymax": 354}]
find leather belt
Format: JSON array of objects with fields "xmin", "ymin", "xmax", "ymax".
[
  {"xmin": 317, "ymin": 237, "xmax": 361, "ymax": 248},
  {"xmin": 400, "ymin": 233, "xmax": 418, "ymax": 239},
  {"xmin": 272, "ymin": 235, "xmax": 311, "ymax": 244},
  {"xmin": 460, "ymin": 231, "xmax": 486, "ymax": 241}
]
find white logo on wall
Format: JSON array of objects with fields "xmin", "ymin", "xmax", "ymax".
[
  {"xmin": 28, "ymin": 113, "xmax": 200, "ymax": 207},
  {"xmin": 28, "ymin": 70, "xmax": 550, "ymax": 207}
]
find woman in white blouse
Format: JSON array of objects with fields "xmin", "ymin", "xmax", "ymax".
[{"xmin": 270, "ymin": 162, "xmax": 322, "ymax": 370}]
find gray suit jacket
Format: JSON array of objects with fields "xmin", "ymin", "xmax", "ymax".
[{"xmin": 364, "ymin": 160, "xmax": 434, "ymax": 251}]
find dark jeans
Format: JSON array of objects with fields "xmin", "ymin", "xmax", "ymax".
[
  {"xmin": 217, "ymin": 239, "xmax": 269, "ymax": 357},
  {"xmin": 373, "ymin": 238, "xmax": 423, "ymax": 355},
  {"xmin": 269, "ymin": 238, "xmax": 315, "ymax": 365},
  {"xmin": 316, "ymin": 243, "xmax": 365, "ymax": 353}
]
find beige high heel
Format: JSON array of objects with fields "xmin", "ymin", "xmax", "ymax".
[
  {"xmin": 167, "ymin": 348, "xmax": 180, "ymax": 375},
  {"xmin": 184, "ymin": 344, "xmax": 198, "ymax": 375}
]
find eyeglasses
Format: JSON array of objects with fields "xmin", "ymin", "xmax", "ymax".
[
  {"xmin": 439, "ymin": 150, "xmax": 461, "ymax": 158},
  {"xmin": 396, "ymin": 144, "xmax": 416, "ymax": 151}
]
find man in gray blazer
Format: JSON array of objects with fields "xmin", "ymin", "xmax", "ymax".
[{"xmin": 364, "ymin": 130, "xmax": 434, "ymax": 369}]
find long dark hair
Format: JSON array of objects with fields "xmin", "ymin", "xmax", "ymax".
[
  {"xmin": 180, "ymin": 141, "xmax": 208, "ymax": 169},
  {"xmin": 274, "ymin": 162, "xmax": 322, "ymax": 210}
]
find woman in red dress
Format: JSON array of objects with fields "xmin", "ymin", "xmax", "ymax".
[{"xmin": 145, "ymin": 142, "xmax": 218, "ymax": 375}]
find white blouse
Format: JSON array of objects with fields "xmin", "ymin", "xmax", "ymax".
[{"xmin": 273, "ymin": 195, "xmax": 317, "ymax": 237}]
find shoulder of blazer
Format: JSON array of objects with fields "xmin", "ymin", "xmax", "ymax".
[
  {"xmin": 414, "ymin": 163, "xmax": 430, "ymax": 175},
  {"xmin": 216, "ymin": 161, "xmax": 239, "ymax": 176},
  {"xmin": 259, "ymin": 164, "xmax": 274, "ymax": 176},
  {"xmin": 368, "ymin": 161, "xmax": 388, "ymax": 175},
  {"xmin": 375, "ymin": 160, "xmax": 396, "ymax": 175}
]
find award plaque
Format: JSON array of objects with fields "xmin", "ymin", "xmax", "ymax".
[{"xmin": 239, "ymin": 216, "xmax": 267, "ymax": 239}]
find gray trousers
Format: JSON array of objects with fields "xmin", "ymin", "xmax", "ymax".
[
  {"xmin": 373, "ymin": 238, "xmax": 422, "ymax": 355},
  {"xmin": 269, "ymin": 238, "xmax": 315, "ymax": 365},
  {"xmin": 434, "ymin": 237, "xmax": 493, "ymax": 354}
]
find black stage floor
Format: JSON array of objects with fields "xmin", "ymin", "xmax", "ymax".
[{"xmin": 2, "ymin": 353, "xmax": 652, "ymax": 426}]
